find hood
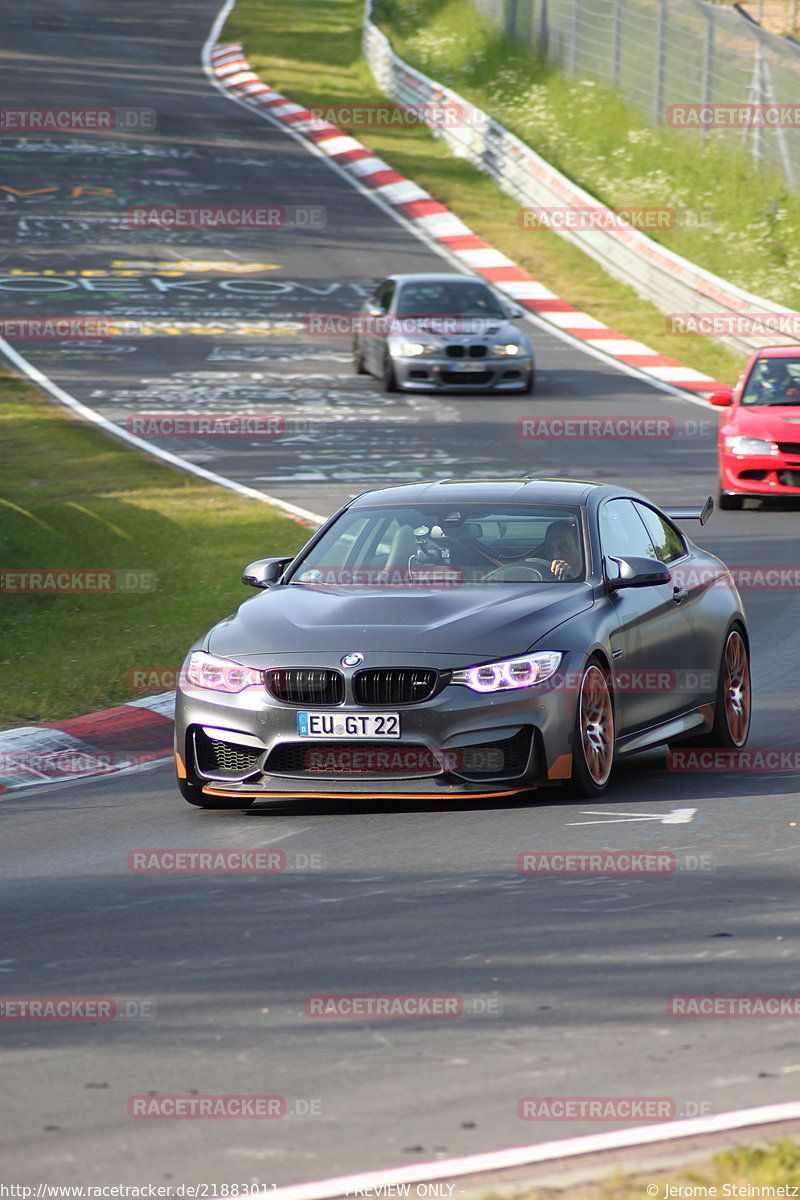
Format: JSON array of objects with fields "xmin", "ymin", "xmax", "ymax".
[
  {"xmin": 732, "ymin": 405, "xmax": 800, "ymax": 439},
  {"xmin": 387, "ymin": 318, "xmax": 523, "ymax": 343},
  {"xmin": 206, "ymin": 582, "xmax": 593, "ymax": 662}
]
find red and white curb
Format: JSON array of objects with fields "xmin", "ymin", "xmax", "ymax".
[
  {"xmin": 250, "ymin": 1100, "xmax": 800, "ymax": 1200},
  {"xmin": 0, "ymin": 693, "xmax": 174, "ymax": 794},
  {"xmin": 210, "ymin": 41, "xmax": 727, "ymax": 396}
]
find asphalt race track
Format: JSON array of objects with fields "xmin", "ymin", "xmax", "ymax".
[{"xmin": 2, "ymin": 0, "xmax": 800, "ymax": 1188}]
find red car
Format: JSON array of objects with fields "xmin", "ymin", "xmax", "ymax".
[{"xmin": 711, "ymin": 346, "xmax": 800, "ymax": 509}]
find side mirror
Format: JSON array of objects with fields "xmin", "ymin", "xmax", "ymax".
[
  {"xmin": 507, "ymin": 306, "xmax": 524, "ymax": 320},
  {"xmin": 606, "ymin": 555, "xmax": 670, "ymax": 591},
  {"xmin": 242, "ymin": 557, "xmax": 293, "ymax": 589},
  {"xmin": 708, "ymin": 388, "xmax": 733, "ymax": 407}
]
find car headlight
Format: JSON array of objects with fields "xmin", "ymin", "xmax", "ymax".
[
  {"xmin": 451, "ymin": 651, "xmax": 563, "ymax": 693},
  {"xmin": 724, "ymin": 436, "xmax": 778, "ymax": 456},
  {"xmin": 491, "ymin": 343, "xmax": 522, "ymax": 356},
  {"xmin": 399, "ymin": 341, "xmax": 440, "ymax": 356},
  {"xmin": 182, "ymin": 651, "xmax": 263, "ymax": 693}
]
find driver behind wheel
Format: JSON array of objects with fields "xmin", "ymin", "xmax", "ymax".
[
  {"xmin": 754, "ymin": 359, "xmax": 800, "ymax": 402},
  {"xmin": 542, "ymin": 521, "xmax": 583, "ymax": 581}
]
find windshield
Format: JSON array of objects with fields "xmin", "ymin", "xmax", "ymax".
[
  {"xmin": 287, "ymin": 504, "xmax": 586, "ymax": 587},
  {"xmin": 741, "ymin": 356, "xmax": 800, "ymax": 406},
  {"xmin": 394, "ymin": 282, "xmax": 507, "ymax": 319}
]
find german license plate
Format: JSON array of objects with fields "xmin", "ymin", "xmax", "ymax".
[
  {"xmin": 454, "ymin": 362, "xmax": 486, "ymax": 372},
  {"xmin": 297, "ymin": 712, "xmax": 401, "ymax": 739}
]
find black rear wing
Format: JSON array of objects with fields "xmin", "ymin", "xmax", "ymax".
[{"xmin": 662, "ymin": 496, "xmax": 714, "ymax": 526}]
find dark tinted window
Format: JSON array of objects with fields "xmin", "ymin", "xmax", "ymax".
[
  {"xmin": 634, "ymin": 504, "xmax": 686, "ymax": 564},
  {"xmin": 599, "ymin": 498, "xmax": 656, "ymax": 562}
]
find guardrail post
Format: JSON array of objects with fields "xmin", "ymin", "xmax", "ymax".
[
  {"xmin": 539, "ymin": 0, "xmax": 550, "ymax": 58},
  {"xmin": 613, "ymin": 0, "xmax": 623, "ymax": 86},
  {"xmin": 702, "ymin": 14, "xmax": 714, "ymax": 146},
  {"xmin": 654, "ymin": 0, "xmax": 667, "ymax": 124},
  {"xmin": 507, "ymin": 0, "xmax": 518, "ymax": 35},
  {"xmin": 570, "ymin": 0, "xmax": 581, "ymax": 73}
]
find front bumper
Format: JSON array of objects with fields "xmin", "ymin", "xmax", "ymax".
[
  {"xmin": 720, "ymin": 452, "xmax": 800, "ymax": 497},
  {"xmin": 175, "ymin": 659, "xmax": 577, "ymax": 801},
  {"xmin": 391, "ymin": 353, "xmax": 532, "ymax": 392}
]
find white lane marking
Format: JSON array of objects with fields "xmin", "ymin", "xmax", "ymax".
[
  {"xmin": 567, "ymin": 807, "xmax": 697, "ymax": 826},
  {"xmin": 245, "ymin": 1102, "xmax": 800, "ymax": 1200}
]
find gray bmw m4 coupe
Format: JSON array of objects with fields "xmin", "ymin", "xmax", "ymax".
[{"xmin": 174, "ymin": 479, "xmax": 751, "ymax": 809}]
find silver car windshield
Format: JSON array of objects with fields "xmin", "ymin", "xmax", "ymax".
[
  {"xmin": 394, "ymin": 282, "xmax": 507, "ymax": 319},
  {"xmin": 287, "ymin": 504, "xmax": 586, "ymax": 586}
]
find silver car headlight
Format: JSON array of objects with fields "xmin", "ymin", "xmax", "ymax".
[
  {"xmin": 451, "ymin": 652, "xmax": 562, "ymax": 693},
  {"xmin": 724, "ymin": 436, "xmax": 778, "ymax": 456},
  {"xmin": 182, "ymin": 651, "xmax": 263, "ymax": 693},
  {"xmin": 398, "ymin": 341, "xmax": 441, "ymax": 357},
  {"xmin": 491, "ymin": 343, "xmax": 523, "ymax": 356}
]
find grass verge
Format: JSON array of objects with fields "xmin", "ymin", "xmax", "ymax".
[
  {"xmin": 0, "ymin": 372, "xmax": 311, "ymax": 729},
  {"xmin": 223, "ymin": 0, "xmax": 746, "ymax": 384}
]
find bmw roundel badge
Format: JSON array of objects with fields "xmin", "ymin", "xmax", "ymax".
[{"xmin": 341, "ymin": 653, "xmax": 363, "ymax": 667}]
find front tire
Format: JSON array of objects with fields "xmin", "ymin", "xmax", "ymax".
[
  {"xmin": 382, "ymin": 353, "xmax": 398, "ymax": 393},
  {"xmin": 565, "ymin": 659, "xmax": 615, "ymax": 797},
  {"xmin": 353, "ymin": 340, "xmax": 369, "ymax": 375}
]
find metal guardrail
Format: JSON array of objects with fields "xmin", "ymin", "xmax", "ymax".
[
  {"xmin": 363, "ymin": 1, "xmax": 798, "ymax": 354},
  {"xmin": 471, "ymin": 0, "xmax": 800, "ymax": 188}
]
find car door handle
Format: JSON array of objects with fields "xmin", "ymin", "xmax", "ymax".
[{"xmin": 672, "ymin": 586, "xmax": 686, "ymax": 603}]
